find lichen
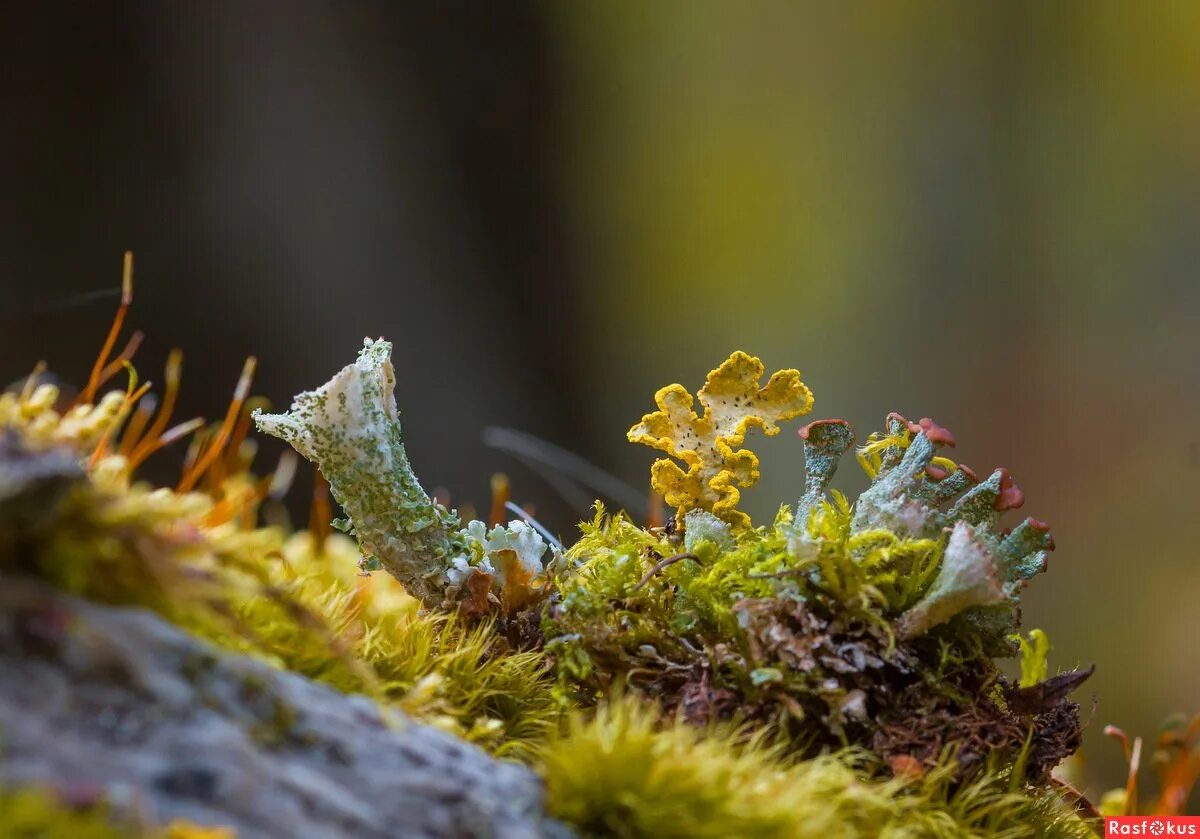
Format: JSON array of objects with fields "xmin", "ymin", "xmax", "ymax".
[
  {"xmin": 627, "ymin": 351, "xmax": 813, "ymax": 529},
  {"xmin": 539, "ymin": 368, "xmax": 1090, "ymax": 782},
  {"xmin": 253, "ymin": 338, "xmax": 461, "ymax": 606}
]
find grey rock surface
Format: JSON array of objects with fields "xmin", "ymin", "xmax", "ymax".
[{"xmin": 0, "ymin": 575, "xmax": 568, "ymax": 838}]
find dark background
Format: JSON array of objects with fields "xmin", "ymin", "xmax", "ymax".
[{"xmin": 3, "ymin": 2, "xmax": 1198, "ymax": 801}]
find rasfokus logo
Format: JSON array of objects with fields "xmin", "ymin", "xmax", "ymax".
[{"xmin": 1106, "ymin": 817, "xmax": 1200, "ymax": 836}]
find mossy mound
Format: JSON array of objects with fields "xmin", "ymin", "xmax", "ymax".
[{"xmin": 0, "ymin": 275, "xmax": 1118, "ymax": 837}]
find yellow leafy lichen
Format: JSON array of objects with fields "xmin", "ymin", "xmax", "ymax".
[{"xmin": 627, "ymin": 351, "xmax": 813, "ymax": 529}]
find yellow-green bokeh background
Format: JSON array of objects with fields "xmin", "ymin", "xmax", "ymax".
[{"xmin": 551, "ymin": 1, "xmax": 1199, "ymax": 797}]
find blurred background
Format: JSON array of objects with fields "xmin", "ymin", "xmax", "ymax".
[{"xmin": 2, "ymin": 1, "xmax": 1197, "ymax": 800}]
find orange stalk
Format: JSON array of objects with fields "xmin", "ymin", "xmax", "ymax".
[
  {"xmin": 89, "ymin": 379, "xmax": 151, "ymax": 471},
  {"xmin": 177, "ymin": 357, "xmax": 256, "ymax": 492},
  {"xmin": 647, "ymin": 490, "xmax": 665, "ymax": 529},
  {"xmin": 1105, "ymin": 725, "xmax": 1141, "ymax": 815},
  {"xmin": 134, "ymin": 417, "xmax": 205, "ymax": 465},
  {"xmin": 308, "ymin": 470, "xmax": 332, "ymax": 552},
  {"xmin": 126, "ymin": 349, "xmax": 184, "ymax": 469},
  {"xmin": 267, "ymin": 450, "xmax": 298, "ymax": 500},
  {"xmin": 489, "ymin": 473, "xmax": 510, "ymax": 527},
  {"xmin": 78, "ymin": 251, "xmax": 133, "ymax": 406},
  {"xmin": 1152, "ymin": 713, "xmax": 1200, "ymax": 815},
  {"xmin": 118, "ymin": 394, "xmax": 157, "ymax": 456}
]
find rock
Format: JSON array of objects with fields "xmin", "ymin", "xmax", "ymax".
[{"xmin": 0, "ymin": 575, "xmax": 569, "ymax": 839}]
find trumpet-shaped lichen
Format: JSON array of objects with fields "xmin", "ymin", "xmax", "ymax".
[
  {"xmin": 627, "ymin": 351, "xmax": 813, "ymax": 529},
  {"xmin": 253, "ymin": 339, "xmax": 461, "ymax": 607},
  {"xmin": 893, "ymin": 520, "xmax": 1006, "ymax": 640}
]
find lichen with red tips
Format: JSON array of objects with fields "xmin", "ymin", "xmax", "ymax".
[
  {"xmin": 796, "ymin": 418, "xmax": 855, "ymax": 520},
  {"xmin": 532, "ymin": 354, "xmax": 1089, "ymax": 783}
]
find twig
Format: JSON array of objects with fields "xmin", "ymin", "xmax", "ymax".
[{"xmin": 631, "ymin": 553, "xmax": 697, "ymax": 592}]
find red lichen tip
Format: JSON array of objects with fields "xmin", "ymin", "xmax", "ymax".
[
  {"xmin": 924, "ymin": 464, "xmax": 950, "ymax": 481},
  {"xmin": 1027, "ymin": 517, "xmax": 1055, "ymax": 550},
  {"xmin": 885, "ymin": 411, "xmax": 913, "ymax": 430},
  {"xmin": 958, "ymin": 463, "xmax": 979, "ymax": 482},
  {"xmin": 888, "ymin": 754, "xmax": 926, "ymax": 780},
  {"xmin": 798, "ymin": 417, "xmax": 853, "ymax": 440},
  {"xmin": 916, "ymin": 417, "xmax": 956, "ymax": 447},
  {"xmin": 993, "ymin": 468, "xmax": 1025, "ymax": 511}
]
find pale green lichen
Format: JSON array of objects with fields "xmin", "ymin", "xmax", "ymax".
[
  {"xmin": 847, "ymin": 413, "xmax": 1054, "ymax": 638},
  {"xmin": 796, "ymin": 418, "xmax": 856, "ymax": 523},
  {"xmin": 681, "ymin": 509, "xmax": 735, "ymax": 553},
  {"xmin": 893, "ymin": 520, "xmax": 1007, "ymax": 640},
  {"xmin": 450, "ymin": 519, "xmax": 550, "ymax": 587},
  {"xmin": 253, "ymin": 338, "xmax": 460, "ymax": 606}
]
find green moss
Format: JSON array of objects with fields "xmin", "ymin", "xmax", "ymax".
[
  {"xmin": 0, "ymin": 785, "xmax": 134, "ymax": 839},
  {"xmin": 0, "ymin": 785, "xmax": 237, "ymax": 838},
  {"xmin": 540, "ymin": 695, "xmax": 1097, "ymax": 839},
  {"xmin": 0, "ymin": 445, "xmax": 560, "ymax": 758}
]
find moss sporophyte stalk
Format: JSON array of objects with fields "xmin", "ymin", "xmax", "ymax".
[{"xmin": 3, "ymin": 264, "xmax": 1197, "ymax": 838}]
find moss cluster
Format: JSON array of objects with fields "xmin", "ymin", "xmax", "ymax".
[
  {"xmin": 542, "ymin": 497, "xmax": 1080, "ymax": 779},
  {"xmin": 541, "ymin": 694, "xmax": 1093, "ymax": 839},
  {"xmin": 539, "ymin": 361, "xmax": 1081, "ymax": 781},
  {"xmin": 0, "ymin": 287, "xmax": 1121, "ymax": 839}
]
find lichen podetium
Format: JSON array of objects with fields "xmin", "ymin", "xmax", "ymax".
[{"xmin": 253, "ymin": 339, "xmax": 461, "ymax": 606}]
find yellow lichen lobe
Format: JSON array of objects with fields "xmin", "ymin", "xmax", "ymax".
[{"xmin": 628, "ymin": 351, "xmax": 813, "ymax": 529}]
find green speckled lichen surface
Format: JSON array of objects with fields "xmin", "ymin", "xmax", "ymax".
[{"xmin": 253, "ymin": 338, "xmax": 460, "ymax": 606}]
